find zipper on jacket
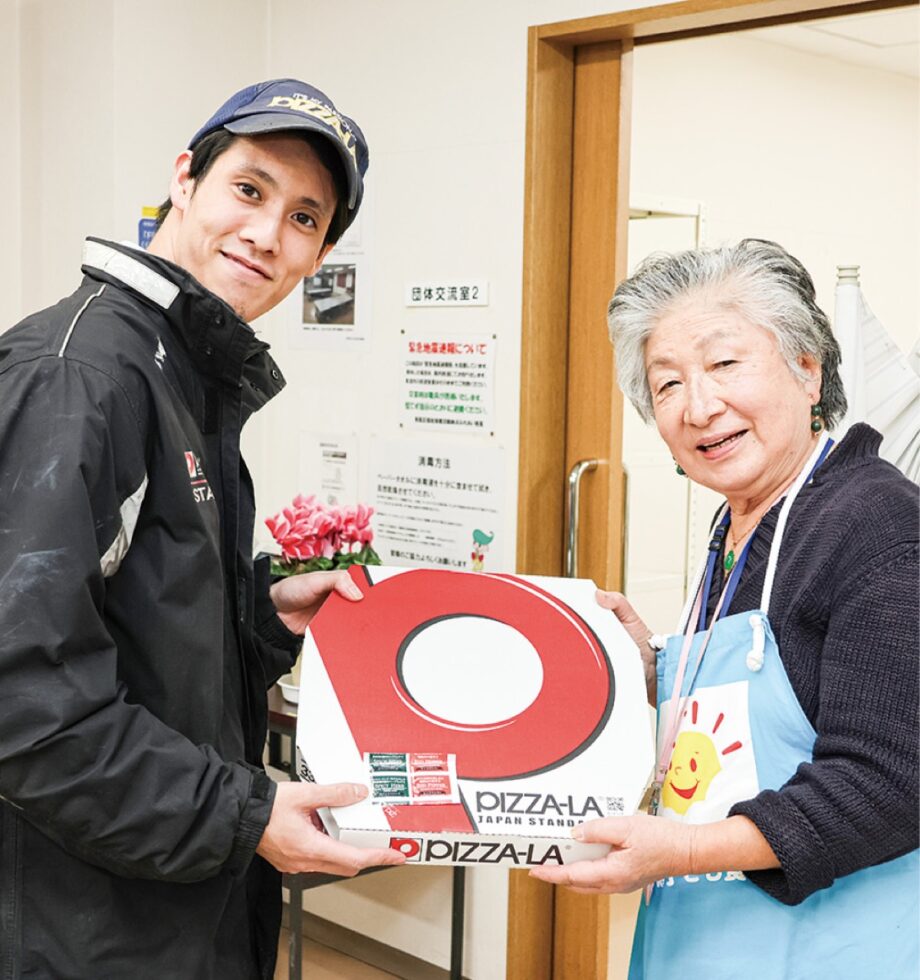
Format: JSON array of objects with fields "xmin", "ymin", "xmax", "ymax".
[
  {"xmin": 0, "ymin": 803, "xmax": 22, "ymax": 980},
  {"xmin": 238, "ymin": 576, "xmax": 247, "ymax": 625}
]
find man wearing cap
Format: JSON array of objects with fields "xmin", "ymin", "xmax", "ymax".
[{"xmin": 0, "ymin": 80, "xmax": 403, "ymax": 979}]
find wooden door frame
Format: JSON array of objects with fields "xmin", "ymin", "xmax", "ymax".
[{"xmin": 511, "ymin": 0, "xmax": 915, "ymax": 975}]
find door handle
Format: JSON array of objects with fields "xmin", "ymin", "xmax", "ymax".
[{"xmin": 565, "ymin": 458, "xmax": 599, "ymax": 578}]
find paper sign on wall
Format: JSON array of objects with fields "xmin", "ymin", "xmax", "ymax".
[
  {"xmin": 404, "ymin": 280, "xmax": 488, "ymax": 307},
  {"xmin": 289, "ymin": 188, "xmax": 372, "ymax": 350},
  {"xmin": 400, "ymin": 332, "xmax": 496, "ymax": 434},
  {"xmin": 369, "ymin": 440, "xmax": 504, "ymax": 572},
  {"xmin": 299, "ymin": 432, "xmax": 359, "ymax": 507}
]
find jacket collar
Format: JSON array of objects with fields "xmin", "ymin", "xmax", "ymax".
[{"xmin": 80, "ymin": 238, "xmax": 286, "ymax": 406}]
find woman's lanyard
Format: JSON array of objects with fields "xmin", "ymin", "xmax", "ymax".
[
  {"xmin": 649, "ymin": 433, "xmax": 834, "ymax": 818},
  {"xmin": 643, "ymin": 433, "xmax": 833, "ymax": 904},
  {"xmin": 695, "ymin": 514, "xmax": 756, "ymax": 634}
]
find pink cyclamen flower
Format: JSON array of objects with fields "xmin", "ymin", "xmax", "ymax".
[
  {"xmin": 338, "ymin": 503, "xmax": 375, "ymax": 550},
  {"xmin": 266, "ymin": 496, "xmax": 374, "ymax": 560}
]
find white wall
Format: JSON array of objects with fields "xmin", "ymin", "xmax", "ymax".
[
  {"xmin": 9, "ymin": 0, "xmax": 274, "ymax": 315},
  {"xmin": 631, "ymin": 32, "xmax": 918, "ymax": 354},
  {"xmin": 17, "ymin": 0, "xmax": 115, "ymax": 311},
  {"xmin": 0, "ymin": 0, "xmax": 21, "ymax": 330}
]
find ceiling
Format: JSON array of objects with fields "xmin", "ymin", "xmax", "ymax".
[{"xmin": 747, "ymin": 7, "xmax": 919, "ymax": 78}]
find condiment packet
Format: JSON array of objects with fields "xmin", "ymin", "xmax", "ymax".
[{"xmin": 365, "ymin": 752, "xmax": 459, "ymax": 805}]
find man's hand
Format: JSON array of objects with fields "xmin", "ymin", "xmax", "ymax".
[
  {"xmin": 270, "ymin": 569, "xmax": 363, "ymax": 636},
  {"xmin": 256, "ymin": 781, "xmax": 406, "ymax": 876}
]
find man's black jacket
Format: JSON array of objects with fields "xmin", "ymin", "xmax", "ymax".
[{"xmin": 0, "ymin": 238, "xmax": 301, "ymax": 979}]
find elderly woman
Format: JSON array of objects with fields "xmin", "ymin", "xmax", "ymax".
[{"xmin": 531, "ymin": 240, "xmax": 918, "ymax": 977}]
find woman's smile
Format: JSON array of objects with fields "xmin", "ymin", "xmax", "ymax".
[{"xmin": 697, "ymin": 430, "xmax": 748, "ymax": 459}]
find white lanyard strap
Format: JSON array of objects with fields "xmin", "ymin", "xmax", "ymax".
[
  {"xmin": 759, "ymin": 431, "xmax": 830, "ymax": 615},
  {"xmin": 654, "ymin": 432, "xmax": 830, "ymax": 795}
]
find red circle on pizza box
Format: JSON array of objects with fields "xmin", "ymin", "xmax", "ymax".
[{"xmin": 309, "ymin": 568, "xmax": 614, "ymax": 780}]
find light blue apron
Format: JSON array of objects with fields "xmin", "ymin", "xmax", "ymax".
[{"xmin": 629, "ymin": 435, "xmax": 919, "ymax": 980}]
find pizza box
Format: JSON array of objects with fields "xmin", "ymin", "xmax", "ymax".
[{"xmin": 295, "ymin": 565, "xmax": 654, "ymax": 868}]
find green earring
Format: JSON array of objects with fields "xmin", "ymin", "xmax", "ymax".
[
  {"xmin": 810, "ymin": 403, "xmax": 824, "ymax": 433},
  {"xmin": 676, "ymin": 463, "xmax": 686, "ymax": 476}
]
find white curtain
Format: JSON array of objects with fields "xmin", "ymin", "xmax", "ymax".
[{"xmin": 834, "ymin": 274, "xmax": 920, "ymax": 483}]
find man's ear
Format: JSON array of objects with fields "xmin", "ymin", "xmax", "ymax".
[
  {"xmin": 307, "ymin": 242, "xmax": 335, "ymax": 278},
  {"xmin": 168, "ymin": 151, "xmax": 195, "ymax": 214}
]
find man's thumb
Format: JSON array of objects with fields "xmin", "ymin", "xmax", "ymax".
[{"xmin": 297, "ymin": 781, "xmax": 369, "ymax": 810}]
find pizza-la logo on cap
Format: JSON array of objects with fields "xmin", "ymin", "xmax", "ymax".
[{"xmin": 389, "ymin": 837, "xmax": 422, "ymax": 861}]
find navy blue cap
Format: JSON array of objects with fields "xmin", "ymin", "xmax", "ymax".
[{"xmin": 189, "ymin": 79, "xmax": 368, "ymax": 219}]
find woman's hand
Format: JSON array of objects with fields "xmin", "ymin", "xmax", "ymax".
[
  {"xmin": 270, "ymin": 569, "xmax": 363, "ymax": 636},
  {"xmin": 529, "ymin": 813, "xmax": 778, "ymax": 894},
  {"xmin": 596, "ymin": 590, "xmax": 657, "ymax": 702},
  {"xmin": 529, "ymin": 813, "xmax": 693, "ymax": 894}
]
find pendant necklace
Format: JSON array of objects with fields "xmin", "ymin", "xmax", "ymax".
[{"xmin": 724, "ymin": 518, "xmax": 759, "ymax": 572}]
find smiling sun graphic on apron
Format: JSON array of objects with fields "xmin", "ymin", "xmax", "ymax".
[{"xmin": 661, "ymin": 728, "xmax": 722, "ymax": 816}]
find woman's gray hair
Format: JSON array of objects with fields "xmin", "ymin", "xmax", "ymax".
[{"xmin": 607, "ymin": 239, "xmax": 847, "ymax": 427}]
